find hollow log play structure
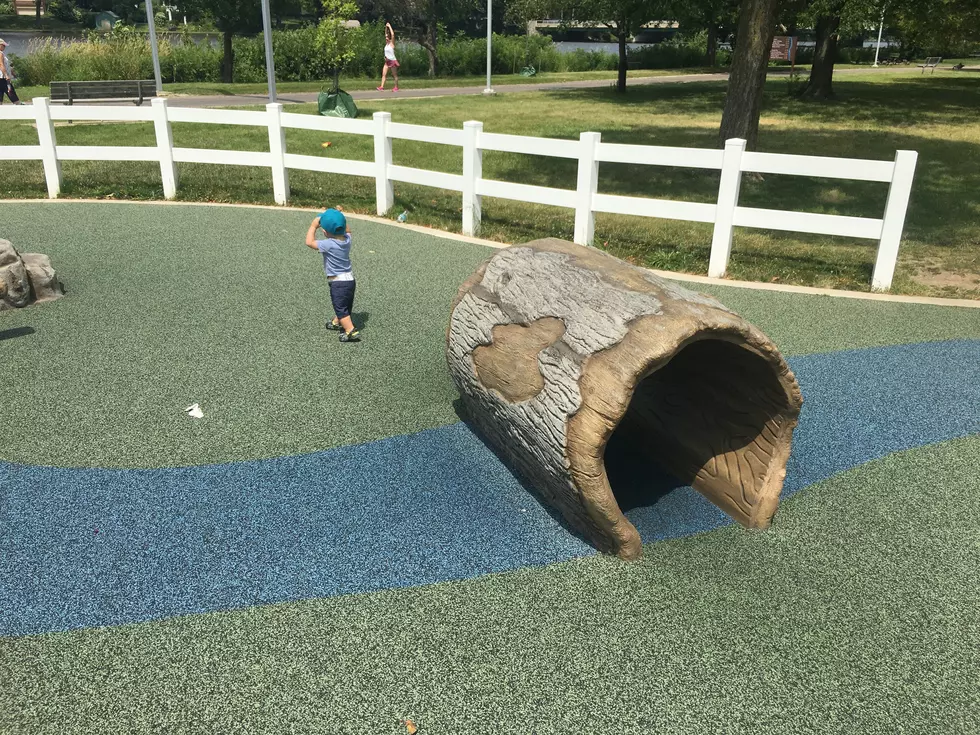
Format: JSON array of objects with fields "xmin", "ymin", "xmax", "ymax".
[{"xmin": 447, "ymin": 239, "xmax": 804, "ymax": 560}]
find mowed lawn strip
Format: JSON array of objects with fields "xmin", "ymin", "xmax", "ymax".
[
  {"xmin": 2, "ymin": 436, "xmax": 978, "ymax": 734},
  {"xmin": 1, "ymin": 73, "xmax": 979, "ymax": 297},
  {"xmin": 9, "ymin": 67, "xmax": 722, "ymax": 103}
]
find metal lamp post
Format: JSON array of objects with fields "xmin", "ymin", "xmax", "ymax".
[
  {"xmin": 260, "ymin": 0, "xmax": 277, "ymax": 102},
  {"xmin": 144, "ymin": 0, "xmax": 163, "ymax": 95},
  {"xmin": 484, "ymin": 0, "xmax": 495, "ymax": 95},
  {"xmin": 873, "ymin": 7, "xmax": 885, "ymax": 67}
]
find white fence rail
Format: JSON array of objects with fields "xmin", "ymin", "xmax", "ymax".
[{"xmin": 0, "ymin": 97, "xmax": 918, "ymax": 291}]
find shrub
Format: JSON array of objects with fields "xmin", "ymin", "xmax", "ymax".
[
  {"xmin": 629, "ymin": 38, "xmax": 715, "ymax": 69},
  {"xmin": 14, "ymin": 25, "xmax": 719, "ymax": 87},
  {"xmin": 48, "ymin": 0, "xmax": 82, "ymax": 23},
  {"xmin": 0, "ymin": 2, "xmax": 15, "ymax": 15}
]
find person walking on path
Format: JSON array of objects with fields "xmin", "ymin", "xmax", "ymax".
[
  {"xmin": 0, "ymin": 40, "xmax": 23, "ymax": 105},
  {"xmin": 377, "ymin": 23, "xmax": 400, "ymax": 92}
]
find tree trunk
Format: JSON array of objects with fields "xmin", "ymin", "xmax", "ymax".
[
  {"xmin": 35, "ymin": 0, "xmax": 41, "ymax": 26},
  {"xmin": 706, "ymin": 24, "xmax": 718, "ymax": 66},
  {"xmin": 447, "ymin": 239, "xmax": 803, "ymax": 560},
  {"xmin": 420, "ymin": 24, "xmax": 439, "ymax": 76},
  {"xmin": 616, "ymin": 29, "xmax": 627, "ymax": 93},
  {"xmin": 798, "ymin": 14, "xmax": 840, "ymax": 99},
  {"xmin": 718, "ymin": 0, "xmax": 780, "ymax": 149},
  {"xmin": 222, "ymin": 30, "xmax": 234, "ymax": 84}
]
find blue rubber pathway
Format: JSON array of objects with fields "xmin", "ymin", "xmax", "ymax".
[{"xmin": 2, "ymin": 339, "xmax": 979, "ymax": 637}]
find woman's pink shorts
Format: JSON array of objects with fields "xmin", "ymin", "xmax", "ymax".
[{"xmin": 385, "ymin": 59, "xmax": 400, "ymax": 68}]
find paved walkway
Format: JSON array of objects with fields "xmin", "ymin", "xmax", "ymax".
[{"xmin": 161, "ymin": 66, "xmax": 927, "ymax": 108}]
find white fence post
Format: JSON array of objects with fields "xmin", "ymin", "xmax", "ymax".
[
  {"xmin": 462, "ymin": 120, "xmax": 483, "ymax": 236},
  {"xmin": 266, "ymin": 102, "xmax": 289, "ymax": 205},
  {"xmin": 871, "ymin": 149, "xmax": 918, "ymax": 292},
  {"xmin": 373, "ymin": 111, "xmax": 394, "ymax": 216},
  {"xmin": 574, "ymin": 131, "xmax": 600, "ymax": 246},
  {"xmin": 33, "ymin": 97, "xmax": 62, "ymax": 199},
  {"xmin": 151, "ymin": 98, "xmax": 178, "ymax": 200},
  {"xmin": 708, "ymin": 137, "xmax": 747, "ymax": 278}
]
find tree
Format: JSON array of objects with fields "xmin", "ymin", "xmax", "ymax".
[
  {"xmin": 316, "ymin": 0, "xmax": 359, "ymax": 90},
  {"xmin": 182, "ymin": 0, "xmax": 298, "ymax": 83},
  {"xmin": 376, "ymin": 0, "xmax": 479, "ymax": 76},
  {"xmin": 797, "ymin": 2, "xmax": 842, "ymax": 98},
  {"xmin": 893, "ymin": 0, "xmax": 980, "ymax": 55},
  {"xmin": 513, "ymin": 0, "xmax": 667, "ymax": 93},
  {"xmin": 670, "ymin": 0, "xmax": 739, "ymax": 66},
  {"xmin": 792, "ymin": 0, "xmax": 877, "ymax": 99},
  {"xmin": 179, "ymin": 0, "xmax": 261, "ymax": 82},
  {"xmin": 576, "ymin": 0, "xmax": 668, "ymax": 92},
  {"xmin": 718, "ymin": 0, "xmax": 780, "ymax": 148}
]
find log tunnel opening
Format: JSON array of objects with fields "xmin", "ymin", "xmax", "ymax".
[{"xmin": 604, "ymin": 338, "xmax": 793, "ymax": 519}]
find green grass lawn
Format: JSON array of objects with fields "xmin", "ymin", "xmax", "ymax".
[
  {"xmin": 164, "ymin": 68, "xmax": 723, "ymax": 97},
  {"xmin": 2, "ymin": 70, "xmax": 978, "ymax": 297},
  {"xmin": 9, "ymin": 67, "xmax": 724, "ymax": 104}
]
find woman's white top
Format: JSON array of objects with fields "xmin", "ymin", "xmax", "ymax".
[{"xmin": 384, "ymin": 43, "xmax": 396, "ymax": 61}]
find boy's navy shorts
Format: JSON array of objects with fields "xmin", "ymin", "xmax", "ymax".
[{"xmin": 329, "ymin": 279, "xmax": 356, "ymax": 318}]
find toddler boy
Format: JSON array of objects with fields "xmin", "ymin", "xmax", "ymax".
[{"xmin": 306, "ymin": 207, "xmax": 360, "ymax": 343}]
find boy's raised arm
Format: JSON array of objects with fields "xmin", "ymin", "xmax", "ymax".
[{"xmin": 305, "ymin": 217, "xmax": 320, "ymax": 249}]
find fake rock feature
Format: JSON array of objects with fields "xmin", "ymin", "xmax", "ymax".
[{"xmin": 0, "ymin": 239, "xmax": 65, "ymax": 311}]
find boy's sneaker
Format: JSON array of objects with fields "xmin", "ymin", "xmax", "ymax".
[
  {"xmin": 325, "ymin": 320, "xmax": 343, "ymax": 331},
  {"xmin": 339, "ymin": 330, "xmax": 361, "ymax": 343}
]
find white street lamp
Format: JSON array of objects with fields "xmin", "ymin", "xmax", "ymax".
[
  {"xmin": 145, "ymin": 0, "xmax": 163, "ymax": 95},
  {"xmin": 260, "ymin": 0, "xmax": 277, "ymax": 102},
  {"xmin": 484, "ymin": 0, "xmax": 495, "ymax": 95},
  {"xmin": 873, "ymin": 7, "xmax": 886, "ymax": 67}
]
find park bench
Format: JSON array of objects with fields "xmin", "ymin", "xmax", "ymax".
[
  {"xmin": 918, "ymin": 57, "xmax": 942, "ymax": 73},
  {"xmin": 49, "ymin": 80, "xmax": 157, "ymax": 106}
]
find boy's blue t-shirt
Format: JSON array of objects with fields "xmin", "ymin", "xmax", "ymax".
[{"xmin": 316, "ymin": 233, "xmax": 353, "ymax": 276}]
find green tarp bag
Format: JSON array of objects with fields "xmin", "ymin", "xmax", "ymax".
[{"xmin": 318, "ymin": 88, "xmax": 358, "ymax": 118}]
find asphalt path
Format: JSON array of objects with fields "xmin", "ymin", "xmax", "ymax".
[{"xmin": 152, "ymin": 66, "xmax": 948, "ymax": 108}]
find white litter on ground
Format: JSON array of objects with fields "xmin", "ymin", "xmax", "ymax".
[{"xmin": 184, "ymin": 403, "xmax": 204, "ymax": 419}]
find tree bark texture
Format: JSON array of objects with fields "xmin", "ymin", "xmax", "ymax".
[
  {"xmin": 798, "ymin": 14, "xmax": 841, "ymax": 99},
  {"xmin": 447, "ymin": 240, "xmax": 803, "ymax": 560},
  {"xmin": 617, "ymin": 30, "xmax": 628, "ymax": 93},
  {"xmin": 222, "ymin": 30, "xmax": 234, "ymax": 84},
  {"xmin": 706, "ymin": 25, "xmax": 718, "ymax": 66},
  {"xmin": 420, "ymin": 24, "xmax": 438, "ymax": 76},
  {"xmin": 718, "ymin": 0, "xmax": 780, "ymax": 149}
]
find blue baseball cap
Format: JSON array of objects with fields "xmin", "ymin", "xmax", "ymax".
[{"xmin": 319, "ymin": 208, "xmax": 346, "ymax": 235}]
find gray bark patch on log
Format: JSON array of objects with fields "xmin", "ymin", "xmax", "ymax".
[{"xmin": 447, "ymin": 239, "xmax": 803, "ymax": 560}]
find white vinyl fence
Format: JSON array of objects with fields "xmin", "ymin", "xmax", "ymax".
[{"xmin": 0, "ymin": 97, "xmax": 917, "ymax": 291}]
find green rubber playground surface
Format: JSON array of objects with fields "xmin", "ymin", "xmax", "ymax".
[{"xmin": 1, "ymin": 202, "xmax": 978, "ymax": 734}]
